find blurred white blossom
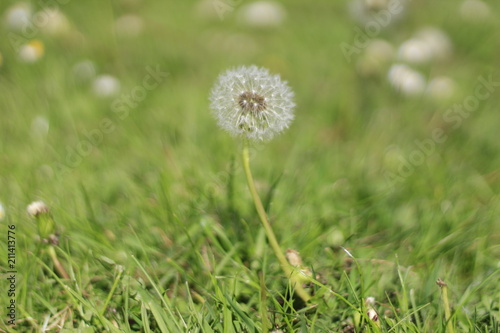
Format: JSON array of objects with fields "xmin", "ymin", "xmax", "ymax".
[
  {"xmin": 426, "ymin": 76, "xmax": 456, "ymax": 100},
  {"xmin": 398, "ymin": 27, "xmax": 452, "ymax": 63},
  {"xmin": 18, "ymin": 40, "xmax": 44, "ymax": 63},
  {"xmin": 348, "ymin": 0, "xmax": 408, "ymax": 27},
  {"xmin": 4, "ymin": 3, "xmax": 32, "ymax": 31},
  {"xmin": 115, "ymin": 14, "xmax": 144, "ymax": 37},
  {"xmin": 237, "ymin": 1, "xmax": 286, "ymax": 28},
  {"xmin": 388, "ymin": 64, "xmax": 426, "ymax": 96},
  {"xmin": 92, "ymin": 74, "xmax": 121, "ymax": 98},
  {"xmin": 31, "ymin": 116, "xmax": 50, "ymax": 138},
  {"xmin": 72, "ymin": 60, "xmax": 97, "ymax": 83},
  {"xmin": 38, "ymin": 9, "xmax": 70, "ymax": 36}
]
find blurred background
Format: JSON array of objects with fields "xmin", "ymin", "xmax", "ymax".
[{"xmin": 0, "ymin": 0, "xmax": 499, "ymax": 327}]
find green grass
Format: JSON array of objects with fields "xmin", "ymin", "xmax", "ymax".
[{"xmin": 1, "ymin": 0, "xmax": 499, "ymax": 331}]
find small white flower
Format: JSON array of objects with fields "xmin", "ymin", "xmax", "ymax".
[
  {"xmin": 31, "ymin": 116, "xmax": 50, "ymax": 138},
  {"xmin": 92, "ymin": 74, "xmax": 121, "ymax": 97},
  {"xmin": 237, "ymin": 1, "xmax": 286, "ymax": 28},
  {"xmin": 18, "ymin": 40, "xmax": 44, "ymax": 63},
  {"xmin": 209, "ymin": 65, "xmax": 295, "ymax": 142},
  {"xmin": 115, "ymin": 14, "xmax": 144, "ymax": 37},
  {"xmin": 0, "ymin": 202, "xmax": 5, "ymax": 221},
  {"xmin": 398, "ymin": 28, "xmax": 452, "ymax": 64},
  {"xmin": 388, "ymin": 64, "xmax": 426, "ymax": 96},
  {"xmin": 27, "ymin": 201, "xmax": 50, "ymax": 217},
  {"xmin": 348, "ymin": 0, "xmax": 408, "ymax": 27},
  {"xmin": 4, "ymin": 3, "xmax": 32, "ymax": 31},
  {"xmin": 72, "ymin": 60, "xmax": 96, "ymax": 83},
  {"xmin": 398, "ymin": 38, "xmax": 433, "ymax": 64},
  {"xmin": 426, "ymin": 76, "xmax": 456, "ymax": 100},
  {"xmin": 38, "ymin": 9, "xmax": 70, "ymax": 36}
]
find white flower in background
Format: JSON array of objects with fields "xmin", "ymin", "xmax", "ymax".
[
  {"xmin": 27, "ymin": 201, "xmax": 50, "ymax": 217},
  {"xmin": 388, "ymin": 64, "xmax": 426, "ymax": 96},
  {"xmin": 398, "ymin": 27, "xmax": 452, "ymax": 63},
  {"xmin": 72, "ymin": 60, "xmax": 97, "ymax": 83},
  {"xmin": 357, "ymin": 39, "xmax": 395, "ymax": 75},
  {"xmin": 0, "ymin": 202, "xmax": 5, "ymax": 221},
  {"xmin": 92, "ymin": 74, "xmax": 121, "ymax": 97},
  {"xmin": 348, "ymin": 0, "xmax": 408, "ymax": 27},
  {"xmin": 18, "ymin": 40, "xmax": 44, "ymax": 63},
  {"xmin": 115, "ymin": 14, "xmax": 144, "ymax": 37},
  {"xmin": 415, "ymin": 27, "xmax": 452, "ymax": 61},
  {"xmin": 210, "ymin": 65, "xmax": 295, "ymax": 142},
  {"xmin": 237, "ymin": 1, "xmax": 286, "ymax": 28},
  {"xmin": 398, "ymin": 38, "xmax": 433, "ymax": 64},
  {"xmin": 460, "ymin": 0, "xmax": 491, "ymax": 21},
  {"xmin": 426, "ymin": 76, "xmax": 456, "ymax": 100},
  {"xmin": 4, "ymin": 2, "xmax": 32, "ymax": 31},
  {"xmin": 31, "ymin": 116, "xmax": 50, "ymax": 138},
  {"xmin": 365, "ymin": 297, "xmax": 379, "ymax": 323},
  {"xmin": 37, "ymin": 9, "xmax": 70, "ymax": 36},
  {"xmin": 365, "ymin": 39, "xmax": 395, "ymax": 63}
]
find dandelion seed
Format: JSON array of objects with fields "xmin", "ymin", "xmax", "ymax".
[{"xmin": 209, "ymin": 65, "xmax": 295, "ymax": 142}]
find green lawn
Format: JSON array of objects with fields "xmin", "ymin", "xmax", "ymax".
[{"xmin": 0, "ymin": 0, "xmax": 499, "ymax": 332}]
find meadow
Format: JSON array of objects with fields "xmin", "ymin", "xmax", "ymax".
[{"xmin": 0, "ymin": 0, "xmax": 499, "ymax": 331}]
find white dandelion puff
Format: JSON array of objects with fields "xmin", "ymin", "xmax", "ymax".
[
  {"xmin": 27, "ymin": 201, "xmax": 50, "ymax": 217},
  {"xmin": 92, "ymin": 74, "xmax": 121, "ymax": 98},
  {"xmin": 209, "ymin": 65, "xmax": 295, "ymax": 142},
  {"xmin": 388, "ymin": 64, "xmax": 426, "ymax": 96},
  {"xmin": 237, "ymin": 1, "xmax": 286, "ymax": 28}
]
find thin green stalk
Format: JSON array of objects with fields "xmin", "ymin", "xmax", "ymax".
[
  {"xmin": 47, "ymin": 246, "xmax": 70, "ymax": 280},
  {"xmin": 242, "ymin": 142, "xmax": 310, "ymax": 303},
  {"xmin": 437, "ymin": 279, "xmax": 454, "ymax": 333}
]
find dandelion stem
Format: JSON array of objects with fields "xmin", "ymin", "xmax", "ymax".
[
  {"xmin": 242, "ymin": 141, "xmax": 310, "ymax": 303},
  {"xmin": 47, "ymin": 245, "xmax": 70, "ymax": 280},
  {"xmin": 437, "ymin": 279, "xmax": 454, "ymax": 333}
]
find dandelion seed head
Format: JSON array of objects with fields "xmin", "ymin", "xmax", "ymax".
[
  {"xmin": 92, "ymin": 74, "xmax": 121, "ymax": 98},
  {"xmin": 210, "ymin": 65, "xmax": 295, "ymax": 142},
  {"xmin": 388, "ymin": 64, "xmax": 426, "ymax": 96},
  {"xmin": 4, "ymin": 3, "xmax": 32, "ymax": 31},
  {"xmin": 27, "ymin": 201, "xmax": 49, "ymax": 217}
]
